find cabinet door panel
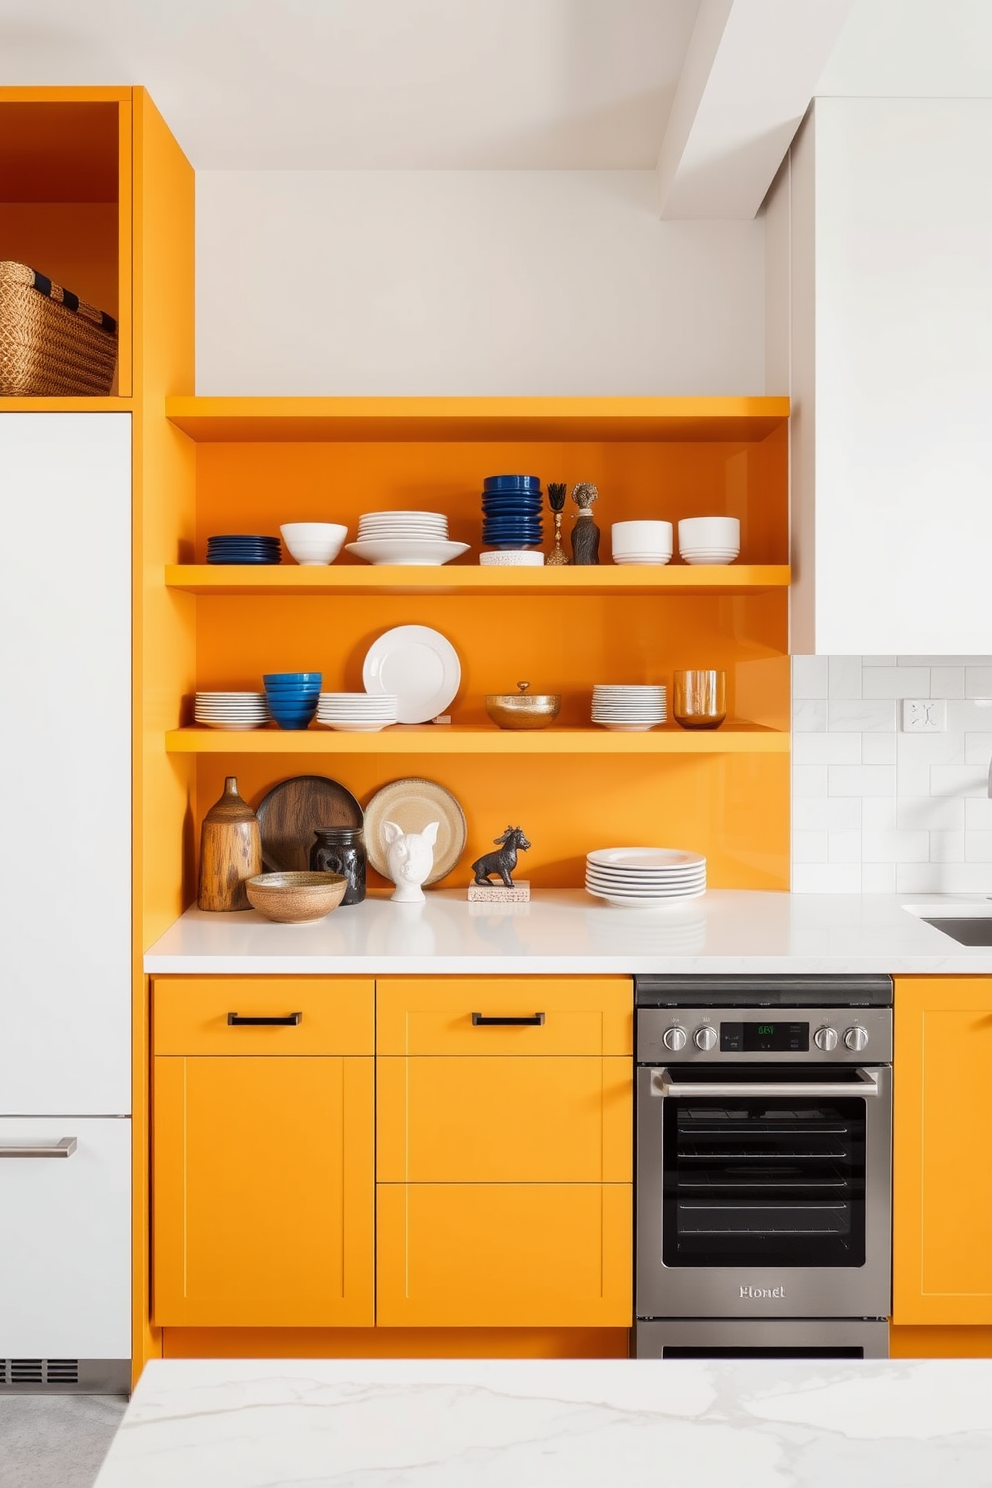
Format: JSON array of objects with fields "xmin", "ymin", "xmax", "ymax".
[
  {"xmin": 376, "ymin": 977, "xmax": 632, "ymax": 1056},
  {"xmin": 153, "ymin": 1056, "xmax": 373, "ymax": 1326},
  {"xmin": 0, "ymin": 414, "xmax": 131, "ymax": 1113},
  {"xmin": 894, "ymin": 977, "xmax": 992, "ymax": 1323},
  {"xmin": 376, "ymin": 1183, "xmax": 631, "ymax": 1327},
  {"xmin": 152, "ymin": 976, "xmax": 373, "ymax": 1055},
  {"xmin": 377, "ymin": 1056, "xmax": 631, "ymax": 1182}
]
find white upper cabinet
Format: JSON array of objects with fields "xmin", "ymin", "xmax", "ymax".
[
  {"xmin": 769, "ymin": 98, "xmax": 992, "ymax": 654},
  {"xmin": 0, "ymin": 414, "xmax": 131, "ymax": 1114}
]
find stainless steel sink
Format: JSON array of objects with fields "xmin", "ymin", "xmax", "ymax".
[{"xmin": 921, "ymin": 917, "xmax": 992, "ymax": 946}]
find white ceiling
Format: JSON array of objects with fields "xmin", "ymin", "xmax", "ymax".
[{"xmin": 0, "ymin": 0, "xmax": 700, "ymax": 170}]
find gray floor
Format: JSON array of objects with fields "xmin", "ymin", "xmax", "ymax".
[{"xmin": 0, "ymin": 1396, "xmax": 128, "ymax": 1488}]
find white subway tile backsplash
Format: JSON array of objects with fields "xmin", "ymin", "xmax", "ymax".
[
  {"xmin": 828, "ymin": 699, "xmax": 896, "ymax": 733},
  {"xmin": 828, "ymin": 831, "xmax": 862, "ymax": 863},
  {"xmin": 793, "ymin": 656, "xmax": 828, "ymax": 699},
  {"xmin": 862, "ymin": 666, "xmax": 930, "ymax": 698},
  {"xmin": 793, "ymin": 656, "xmax": 992, "ymax": 891},
  {"xmin": 793, "ymin": 733, "xmax": 862, "ymax": 766},
  {"xmin": 929, "ymin": 765, "xmax": 989, "ymax": 798},
  {"xmin": 896, "ymin": 796, "xmax": 965, "ymax": 831},
  {"xmin": 862, "ymin": 734, "xmax": 897, "ymax": 765},
  {"xmin": 966, "ymin": 668, "xmax": 992, "ymax": 697},
  {"xmin": 828, "ymin": 765, "xmax": 896, "ymax": 797},
  {"xmin": 965, "ymin": 832, "xmax": 992, "ymax": 863},
  {"xmin": 793, "ymin": 831, "xmax": 828, "ymax": 863},
  {"xmin": 930, "ymin": 830, "xmax": 965, "ymax": 862},
  {"xmin": 862, "ymin": 829, "xmax": 929, "ymax": 863},
  {"xmin": 793, "ymin": 699, "xmax": 828, "ymax": 732},
  {"xmin": 792, "ymin": 797, "xmax": 862, "ymax": 832},
  {"xmin": 828, "ymin": 657, "xmax": 862, "ymax": 700},
  {"xmin": 792, "ymin": 863, "xmax": 862, "ymax": 893},
  {"xmin": 793, "ymin": 765, "xmax": 829, "ymax": 800},
  {"xmin": 930, "ymin": 666, "xmax": 965, "ymax": 698}
]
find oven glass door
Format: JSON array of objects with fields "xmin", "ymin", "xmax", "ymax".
[{"xmin": 661, "ymin": 1065, "xmax": 868, "ymax": 1269}]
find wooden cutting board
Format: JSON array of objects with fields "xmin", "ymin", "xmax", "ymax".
[{"xmin": 255, "ymin": 775, "xmax": 364, "ymax": 873}]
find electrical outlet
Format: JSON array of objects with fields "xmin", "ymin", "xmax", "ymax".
[{"xmin": 902, "ymin": 699, "xmax": 947, "ymax": 733}]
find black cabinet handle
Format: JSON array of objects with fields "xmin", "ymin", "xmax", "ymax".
[
  {"xmin": 471, "ymin": 1012, "xmax": 545, "ymax": 1026},
  {"xmin": 227, "ymin": 1012, "xmax": 303, "ymax": 1026}
]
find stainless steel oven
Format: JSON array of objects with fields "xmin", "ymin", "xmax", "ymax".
[{"xmin": 635, "ymin": 975, "xmax": 892, "ymax": 1360}]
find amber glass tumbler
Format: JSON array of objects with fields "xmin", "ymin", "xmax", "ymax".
[{"xmin": 673, "ymin": 670, "xmax": 726, "ymax": 729}]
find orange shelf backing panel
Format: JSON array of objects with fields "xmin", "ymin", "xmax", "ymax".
[
  {"xmin": 168, "ymin": 395, "xmax": 790, "ymax": 444},
  {"xmin": 166, "ymin": 564, "xmax": 791, "ymax": 597},
  {"xmin": 162, "ymin": 1326, "xmax": 630, "ymax": 1359},
  {"xmin": 189, "ymin": 436, "xmax": 788, "ymax": 565},
  {"xmin": 185, "ymin": 748, "xmax": 790, "ymax": 891},
  {"xmin": 0, "ymin": 99, "xmax": 120, "ymax": 201}
]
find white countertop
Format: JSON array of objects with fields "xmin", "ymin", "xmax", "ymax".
[
  {"xmin": 144, "ymin": 888, "xmax": 992, "ymax": 974},
  {"xmin": 93, "ymin": 1357, "xmax": 992, "ymax": 1487}
]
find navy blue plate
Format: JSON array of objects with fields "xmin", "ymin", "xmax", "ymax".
[{"xmin": 483, "ymin": 475, "xmax": 541, "ymax": 492}]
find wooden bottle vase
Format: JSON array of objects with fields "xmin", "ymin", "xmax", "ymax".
[{"xmin": 198, "ymin": 776, "xmax": 262, "ymax": 912}]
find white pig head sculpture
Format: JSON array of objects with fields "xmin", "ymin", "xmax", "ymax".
[{"xmin": 382, "ymin": 820, "xmax": 440, "ymax": 903}]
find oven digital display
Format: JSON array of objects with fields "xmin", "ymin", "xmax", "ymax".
[{"xmin": 720, "ymin": 1021, "xmax": 809, "ymax": 1052}]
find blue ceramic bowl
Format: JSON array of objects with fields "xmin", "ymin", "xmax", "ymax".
[
  {"xmin": 483, "ymin": 475, "xmax": 541, "ymax": 493},
  {"xmin": 264, "ymin": 683, "xmax": 322, "ymax": 695},
  {"xmin": 263, "ymin": 673, "xmax": 322, "ymax": 689}
]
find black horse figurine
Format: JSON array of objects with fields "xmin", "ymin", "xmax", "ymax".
[{"xmin": 471, "ymin": 825, "xmax": 531, "ymax": 888}]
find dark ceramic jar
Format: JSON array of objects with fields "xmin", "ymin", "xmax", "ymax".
[{"xmin": 309, "ymin": 826, "xmax": 366, "ymax": 905}]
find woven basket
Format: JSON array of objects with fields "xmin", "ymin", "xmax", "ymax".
[{"xmin": 0, "ymin": 261, "xmax": 118, "ymax": 397}]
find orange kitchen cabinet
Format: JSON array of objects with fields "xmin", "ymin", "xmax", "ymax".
[
  {"xmin": 894, "ymin": 977, "xmax": 992, "ymax": 1324},
  {"xmin": 376, "ymin": 1182, "xmax": 632, "ymax": 1327},
  {"xmin": 153, "ymin": 1054, "xmax": 373, "ymax": 1327},
  {"xmin": 377, "ymin": 1055, "xmax": 632, "ymax": 1182}
]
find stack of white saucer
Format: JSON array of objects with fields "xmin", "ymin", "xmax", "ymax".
[
  {"xmin": 591, "ymin": 684, "xmax": 667, "ymax": 732},
  {"xmin": 194, "ymin": 691, "xmax": 271, "ymax": 730},
  {"xmin": 585, "ymin": 847, "xmax": 707, "ymax": 907},
  {"xmin": 315, "ymin": 691, "xmax": 399, "ymax": 733}
]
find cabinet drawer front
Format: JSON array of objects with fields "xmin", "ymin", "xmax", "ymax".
[
  {"xmin": 153, "ymin": 1056, "xmax": 374, "ymax": 1327},
  {"xmin": 376, "ymin": 1182, "xmax": 632, "ymax": 1328},
  {"xmin": 376, "ymin": 977, "xmax": 632, "ymax": 1055},
  {"xmin": 377, "ymin": 1056, "xmax": 632, "ymax": 1182},
  {"xmin": 0, "ymin": 1117, "xmax": 130, "ymax": 1358},
  {"xmin": 152, "ymin": 977, "xmax": 374, "ymax": 1055}
]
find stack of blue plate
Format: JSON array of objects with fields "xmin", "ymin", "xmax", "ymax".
[
  {"xmin": 481, "ymin": 474, "xmax": 543, "ymax": 550},
  {"xmin": 207, "ymin": 533, "xmax": 281, "ymax": 565}
]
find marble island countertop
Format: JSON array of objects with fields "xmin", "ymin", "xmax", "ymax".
[
  {"xmin": 93, "ymin": 1357, "xmax": 992, "ymax": 1487},
  {"xmin": 144, "ymin": 888, "xmax": 992, "ymax": 974}
]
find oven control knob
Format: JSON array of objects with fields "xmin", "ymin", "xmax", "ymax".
[
  {"xmin": 663, "ymin": 1026, "xmax": 687, "ymax": 1052},
  {"xmin": 814, "ymin": 1025, "xmax": 839, "ymax": 1052},
  {"xmin": 694, "ymin": 1026, "xmax": 718, "ymax": 1051},
  {"xmin": 844, "ymin": 1025, "xmax": 870, "ymax": 1052}
]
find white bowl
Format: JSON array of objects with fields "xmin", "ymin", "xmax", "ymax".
[
  {"xmin": 677, "ymin": 516, "xmax": 739, "ymax": 550},
  {"xmin": 612, "ymin": 520, "xmax": 672, "ymax": 547},
  {"xmin": 280, "ymin": 523, "xmax": 348, "ymax": 565},
  {"xmin": 479, "ymin": 551, "xmax": 545, "ymax": 567},
  {"xmin": 679, "ymin": 550, "xmax": 739, "ymax": 565},
  {"xmin": 612, "ymin": 553, "xmax": 673, "ymax": 565}
]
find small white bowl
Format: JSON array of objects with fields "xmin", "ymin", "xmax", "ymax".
[
  {"xmin": 612, "ymin": 520, "xmax": 672, "ymax": 547},
  {"xmin": 479, "ymin": 551, "xmax": 545, "ymax": 567},
  {"xmin": 612, "ymin": 553, "xmax": 673, "ymax": 565},
  {"xmin": 678, "ymin": 516, "xmax": 739, "ymax": 551},
  {"xmin": 280, "ymin": 522, "xmax": 348, "ymax": 565}
]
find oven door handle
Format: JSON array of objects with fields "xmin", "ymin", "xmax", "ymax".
[{"xmin": 649, "ymin": 1068, "xmax": 882, "ymax": 1099}]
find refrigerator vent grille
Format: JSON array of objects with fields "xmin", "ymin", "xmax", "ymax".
[{"xmin": 1, "ymin": 1359, "xmax": 79, "ymax": 1386}]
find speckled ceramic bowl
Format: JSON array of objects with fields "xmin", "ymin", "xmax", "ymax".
[{"xmin": 246, "ymin": 871, "xmax": 347, "ymax": 923}]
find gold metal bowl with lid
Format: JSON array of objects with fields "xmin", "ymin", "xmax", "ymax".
[{"xmin": 485, "ymin": 680, "xmax": 561, "ymax": 730}]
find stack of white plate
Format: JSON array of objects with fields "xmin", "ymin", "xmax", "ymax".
[
  {"xmin": 345, "ymin": 511, "xmax": 469, "ymax": 567},
  {"xmin": 194, "ymin": 691, "xmax": 271, "ymax": 730},
  {"xmin": 591, "ymin": 684, "xmax": 667, "ymax": 732},
  {"xmin": 315, "ymin": 691, "xmax": 399, "ymax": 732},
  {"xmin": 585, "ymin": 847, "xmax": 707, "ymax": 906}
]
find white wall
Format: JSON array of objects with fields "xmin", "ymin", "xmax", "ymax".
[
  {"xmin": 195, "ymin": 171, "xmax": 765, "ymax": 395},
  {"xmin": 792, "ymin": 655, "xmax": 992, "ymax": 894}
]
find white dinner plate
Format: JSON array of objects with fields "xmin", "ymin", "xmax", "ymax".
[
  {"xmin": 586, "ymin": 867, "xmax": 706, "ymax": 882},
  {"xmin": 585, "ymin": 885, "xmax": 707, "ymax": 907},
  {"xmin": 362, "ymin": 624, "xmax": 461, "ymax": 723},
  {"xmin": 587, "ymin": 847, "xmax": 706, "ymax": 871},
  {"xmin": 346, "ymin": 539, "xmax": 469, "ymax": 567}
]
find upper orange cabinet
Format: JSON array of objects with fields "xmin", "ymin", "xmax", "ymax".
[{"xmin": 894, "ymin": 977, "xmax": 992, "ymax": 1324}]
